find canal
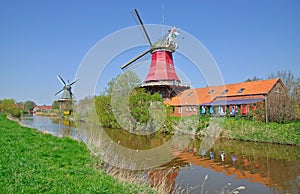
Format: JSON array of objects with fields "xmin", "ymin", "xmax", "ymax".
[{"xmin": 21, "ymin": 115, "xmax": 300, "ymax": 194}]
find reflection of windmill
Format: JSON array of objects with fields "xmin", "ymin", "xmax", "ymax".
[
  {"xmin": 55, "ymin": 75, "xmax": 78, "ymax": 115},
  {"xmin": 121, "ymin": 9, "xmax": 190, "ymax": 99}
]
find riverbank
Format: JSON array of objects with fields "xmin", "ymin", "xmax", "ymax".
[
  {"xmin": 223, "ymin": 118, "xmax": 300, "ymax": 145},
  {"xmin": 169, "ymin": 115, "xmax": 300, "ymax": 145},
  {"xmin": 0, "ymin": 114, "xmax": 154, "ymax": 193},
  {"xmin": 200, "ymin": 117, "xmax": 300, "ymax": 145}
]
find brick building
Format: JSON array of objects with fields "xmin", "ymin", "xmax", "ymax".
[{"xmin": 165, "ymin": 78, "xmax": 286, "ymax": 117}]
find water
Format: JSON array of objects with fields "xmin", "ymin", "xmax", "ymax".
[
  {"xmin": 21, "ymin": 115, "xmax": 80, "ymax": 140},
  {"xmin": 21, "ymin": 116, "xmax": 300, "ymax": 194}
]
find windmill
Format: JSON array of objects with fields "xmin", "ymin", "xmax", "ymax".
[
  {"xmin": 120, "ymin": 9, "xmax": 190, "ymax": 99},
  {"xmin": 55, "ymin": 75, "xmax": 78, "ymax": 115}
]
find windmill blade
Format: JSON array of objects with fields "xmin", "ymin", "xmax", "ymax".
[
  {"xmin": 132, "ymin": 9, "xmax": 152, "ymax": 46},
  {"xmin": 55, "ymin": 88, "xmax": 64, "ymax": 96},
  {"xmin": 121, "ymin": 49, "xmax": 150, "ymax": 70},
  {"xmin": 69, "ymin": 79, "xmax": 78, "ymax": 86},
  {"xmin": 57, "ymin": 74, "xmax": 66, "ymax": 85}
]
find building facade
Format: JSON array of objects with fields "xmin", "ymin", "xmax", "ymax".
[{"xmin": 165, "ymin": 78, "xmax": 286, "ymax": 117}]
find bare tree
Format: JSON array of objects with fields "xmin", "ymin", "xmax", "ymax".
[
  {"xmin": 267, "ymin": 70, "xmax": 298, "ymax": 97},
  {"xmin": 267, "ymin": 93, "xmax": 295, "ymax": 123},
  {"xmin": 267, "ymin": 70, "xmax": 300, "ymax": 122},
  {"xmin": 245, "ymin": 76, "xmax": 262, "ymax": 82}
]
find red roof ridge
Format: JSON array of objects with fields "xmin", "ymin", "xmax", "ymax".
[{"xmin": 165, "ymin": 78, "xmax": 283, "ymax": 106}]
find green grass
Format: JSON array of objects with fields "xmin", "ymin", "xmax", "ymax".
[
  {"xmin": 0, "ymin": 114, "xmax": 154, "ymax": 193},
  {"xmin": 220, "ymin": 117, "xmax": 300, "ymax": 145},
  {"xmin": 171, "ymin": 115, "xmax": 300, "ymax": 145}
]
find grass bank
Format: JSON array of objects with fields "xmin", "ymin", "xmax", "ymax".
[
  {"xmin": 219, "ymin": 117, "xmax": 300, "ymax": 145},
  {"xmin": 171, "ymin": 115, "xmax": 300, "ymax": 145},
  {"xmin": 0, "ymin": 114, "xmax": 153, "ymax": 193}
]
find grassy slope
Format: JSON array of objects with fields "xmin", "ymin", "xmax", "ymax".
[
  {"xmin": 220, "ymin": 117, "xmax": 300, "ymax": 145},
  {"xmin": 179, "ymin": 115, "xmax": 300, "ymax": 145},
  {"xmin": 0, "ymin": 114, "xmax": 153, "ymax": 193}
]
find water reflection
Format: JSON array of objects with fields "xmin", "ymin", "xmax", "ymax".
[
  {"xmin": 157, "ymin": 138, "xmax": 300, "ymax": 194},
  {"xmin": 75, "ymin": 120, "xmax": 193, "ymax": 170},
  {"xmin": 21, "ymin": 116, "xmax": 300, "ymax": 194},
  {"xmin": 21, "ymin": 115, "xmax": 79, "ymax": 140},
  {"xmin": 103, "ymin": 128, "xmax": 173, "ymax": 150}
]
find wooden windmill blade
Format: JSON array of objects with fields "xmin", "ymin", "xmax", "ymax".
[
  {"xmin": 120, "ymin": 49, "xmax": 150, "ymax": 70},
  {"xmin": 120, "ymin": 9, "xmax": 153, "ymax": 70},
  {"xmin": 132, "ymin": 9, "xmax": 152, "ymax": 46},
  {"xmin": 57, "ymin": 74, "xmax": 66, "ymax": 85},
  {"xmin": 55, "ymin": 88, "xmax": 64, "ymax": 96},
  {"xmin": 69, "ymin": 79, "xmax": 78, "ymax": 86}
]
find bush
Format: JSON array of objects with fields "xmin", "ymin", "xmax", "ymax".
[
  {"xmin": 0, "ymin": 99, "xmax": 22, "ymax": 118},
  {"xmin": 10, "ymin": 107, "xmax": 21, "ymax": 118}
]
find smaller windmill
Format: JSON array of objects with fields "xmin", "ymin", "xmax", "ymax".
[{"xmin": 55, "ymin": 75, "xmax": 78, "ymax": 115}]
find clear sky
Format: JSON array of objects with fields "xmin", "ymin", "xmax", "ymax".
[{"xmin": 1, "ymin": 0, "xmax": 299, "ymax": 105}]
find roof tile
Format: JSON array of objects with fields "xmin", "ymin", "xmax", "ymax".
[{"xmin": 166, "ymin": 78, "xmax": 281, "ymax": 106}]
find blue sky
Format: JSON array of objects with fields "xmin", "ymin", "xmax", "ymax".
[{"xmin": 0, "ymin": 0, "xmax": 299, "ymax": 105}]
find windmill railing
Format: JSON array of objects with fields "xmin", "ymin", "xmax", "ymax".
[{"xmin": 141, "ymin": 80, "xmax": 191, "ymax": 88}]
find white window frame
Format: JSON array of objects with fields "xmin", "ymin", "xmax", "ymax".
[{"xmin": 178, "ymin": 106, "xmax": 182, "ymax": 113}]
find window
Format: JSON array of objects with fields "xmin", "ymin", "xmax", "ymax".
[
  {"xmin": 237, "ymin": 88, "xmax": 245, "ymax": 93},
  {"xmin": 222, "ymin": 89, "xmax": 229, "ymax": 94},
  {"xmin": 178, "ymin": 107, "xmax": 182, "ymax": 113},
  {"xmin": 187, "ymin": 92, "xmax": 194, "ymax": 96},
  {"xmin": 208, "ymin": 89, "xmax": 214, "ymax": 94},
  {"xmin": 275, "ymin": 88, "xmax": 282, "ymax": 94}
]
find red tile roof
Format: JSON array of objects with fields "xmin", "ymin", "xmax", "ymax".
[{"xmin": 166, "ymin": 78, "xmax": 282, "ymax": 106}]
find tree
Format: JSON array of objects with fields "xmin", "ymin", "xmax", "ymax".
[
  {"xmin": 267, "ymin": 70, "xmax": 300, "ymax": 122},
  {"xmin": 245, "ymin": 76, "xmax": 261, "ymax": 82},
  {"xmin": 0, "ymin": 99, "xmax": 16, "ymax": 113},
  {"xmin": 24, "ymin": 100, "xmax": 36, "ymax": 111},
  {"xmin": 0, "ymin": 98, "xmax": 21, "ymax": 118},
  {"xmin": 52, "ymin": 100, "xmax": 60, "ymax": 110},
  {"xmin": 267, "ymin": 70, "xmax": 298, "ymax": 97},
  {"xmin": 95, "ymin": 71, "xmax": 142, "ymax": 128},
  {"xmin": 95, "ymin": 95, "xmax": 119, "ymax": 128},
  {"xmin": 106, "ymin": 70, "xmax": 142, "ymax": 96},
  {"xmin": 93, "ymin": 71, "xmax": 167, "ymax": 131},
  {"xmin": 129, "ymin": 88, "xmax": 152, "ymax": 124},
  {"xmin": 267, "ymin": 93, "xmax": 295, "ymax": 123}
]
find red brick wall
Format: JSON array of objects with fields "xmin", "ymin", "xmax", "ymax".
[{"xmin": 172, "ymin": 106, "xmax": 198, "ymax": 117}]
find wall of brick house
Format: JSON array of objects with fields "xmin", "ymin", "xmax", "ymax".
[
  {"xmin": 170, "ymin": 81, "xmax": 285, "ymax": 117},
  {"xmin": 172, "ymin": 105, "xmax": 198, "ymax": 117},
  {"xmin": 267, "ymin": 81, "xmax": 286, "ymax": 100}
]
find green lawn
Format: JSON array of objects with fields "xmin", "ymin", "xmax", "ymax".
[{"xmin": 0, "ymin": 114, "xmax": 153, "ymax": 193}]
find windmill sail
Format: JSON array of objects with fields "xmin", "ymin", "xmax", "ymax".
[
  {"xmin": 121, "ymin": 50, "xmax": 150, "ymax": 70},
  {"xmin": 132, "ymin": 9, "xmax": 152, "ymax": 46},
  {"xmin": 55, "ymin": 75, "xmax": 77, "ymax": 100}
]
